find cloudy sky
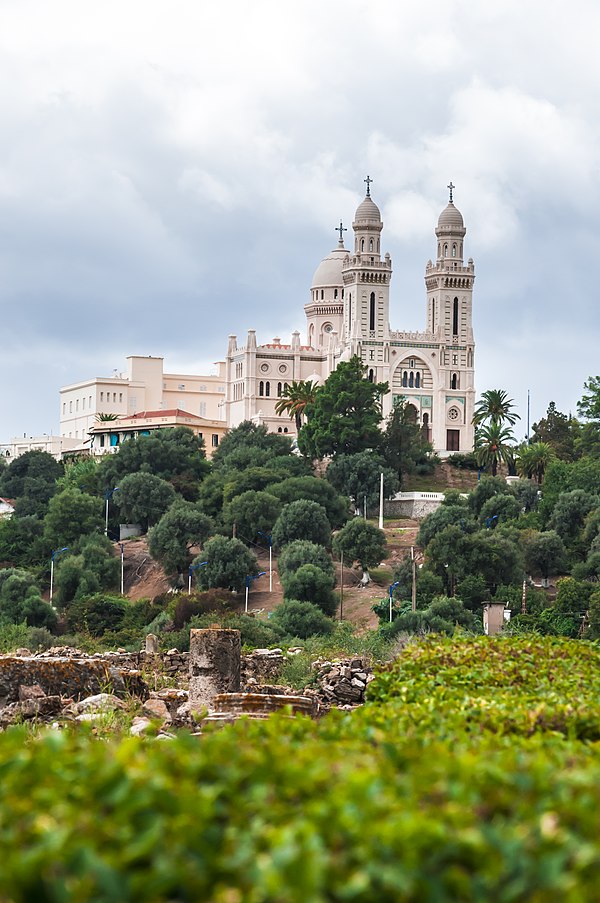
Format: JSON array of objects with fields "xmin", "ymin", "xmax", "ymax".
[{"xmin": 1, "ymin": 0, "xmax": 599, "ymax": 441}]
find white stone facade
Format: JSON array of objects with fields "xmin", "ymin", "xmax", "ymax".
[
  {"xmin": 225, "ymin": 185, "xmax": 476, "ymax": 455},
  {"xmin": 60, "ymin": 356, "xmax": 227, "ymax": 444}
]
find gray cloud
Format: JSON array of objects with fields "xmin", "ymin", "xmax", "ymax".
[{"xmin": 1, "ymin": 0, "xmax": 599, "ymax": 441}]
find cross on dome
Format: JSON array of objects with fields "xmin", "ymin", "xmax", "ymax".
[
  {"xmin": 447, "ymin": 181, "xmax": 455, "ymax": 203},
  {"xmin": 364, "ymin": 175, "xmax": 373, "ymax": 197},
  {"xmin": 335, "ymin": 220, "xmax": 347, "ymax": 242}
]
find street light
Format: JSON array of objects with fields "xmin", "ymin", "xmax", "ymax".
[
  {"xmin": 389, "ymin": 580, "xmax": 401, "ymax": 623},
  {"xmin": 120, "ymin": 543, "xmax": 125, "ymax": 595},
  {"xmin": 245, "ymin": 572, "xmax": 266, "ymax": 613},
  {"xmin": 257, "ymin": 531, "xmax": 273, "ymax": 593},
  {"xmin": 50, "ymin": 547, "xmax": 69, "ymax": 603},
  {"xmin": 188, "ymin": 561, "xmax": 208, "ymax": 594},
  {"xmin": 378, "ymin": 471, "xmax": 384, "ymax": 530},
  {"xmin": 411, "ymin": 546, "xmax": 425, "ymax": 612},
  {"xmin": 104, "ymin": 486, "xmax": 120, "ymax": 537}
]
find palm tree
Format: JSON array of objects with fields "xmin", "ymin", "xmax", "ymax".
[
  {"xmin": 516, "ymin": 441, "xmax": 555, "ymax": 484},
  {"xmin": 95, "ymin": 412, "xmax": 119, "ymax": 422},
  {"xmin": 475, "ymin": 422, "xmax": 516, "ymax": 477},
  {"xmin": 274, "ymin": 380, "xmax": 318, "ymax": 432},
  {"xmin": 473, "ymin": 389, "xmax": 520, "ymax": 427}
]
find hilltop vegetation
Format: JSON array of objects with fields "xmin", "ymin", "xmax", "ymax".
[{"xmin": 2, "ymin": 637, "xmax": 600, "ymax": 900}]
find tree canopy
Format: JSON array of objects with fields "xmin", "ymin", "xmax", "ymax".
[{"xmin": 298, "ymin": 357, "xmax": 388, "ymax": 459}]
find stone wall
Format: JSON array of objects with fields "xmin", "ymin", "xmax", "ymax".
[
  {"xmin": 0, "ymin": 655, "xmax": 148, "ymax": 705},
  {"xmin": 384, "ymin": 491, "xmax": 445, "ymax": 519}
]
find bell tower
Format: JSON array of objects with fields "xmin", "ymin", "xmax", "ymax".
[{"xmin": 342, "ymin": 177, "xmax": 392, "ymax": 380}]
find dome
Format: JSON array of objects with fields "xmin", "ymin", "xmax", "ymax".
[
  {"xmin": 437, "ymin": 202, "xmax": 464, "ymax": 230},
  {"xmin": 311, "ymin": 245, "xmax": 348, "ymax": 288},
  {"xmin": 354, "ymin": 195, "xmax": 381, "ymax": 224}
]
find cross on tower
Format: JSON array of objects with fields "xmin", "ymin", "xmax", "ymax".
[
  {"xmin": 364, "ymin": 175, "xmax": 373, "ymax": 197},
  {"xmin": 335, "ymin": 220, "xmax": 347, "ymax": 241},
  {"xmin": 447, "ymin": 181, "xmax": 455, "ymax": 203}
]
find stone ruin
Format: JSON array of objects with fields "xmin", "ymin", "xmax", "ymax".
[{"xmin": 0, "ymin": 629, "xmax": 375, "ymax": 735}]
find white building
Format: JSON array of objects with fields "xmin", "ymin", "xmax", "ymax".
[
  {"xmin": 225, "ymin": 182, "xmax": 476, "ymax": 455},
  {"xmin": 0, "ymin": 434, "xmax": 81, "ymax": 461},
  {"xmin": 59, "ymin": 355, "xmax": 227, "ymax": 444}
]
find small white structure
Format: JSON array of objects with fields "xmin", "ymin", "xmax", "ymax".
[
  {"xmin": 0, "ymin": 498, "xmax": 15, "ymax": 519},
  {"xmin": 482, "ymin": 601, "xmax": 509, "ymax": 636},
  {"xmin": 0, "ymin": 435, "xmax": 81, "ymax": 462}
]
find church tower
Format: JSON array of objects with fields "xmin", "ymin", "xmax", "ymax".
[
  {"xmin": 424, "ymin": 183, "xmax": 475, "ymax": 451},
  {"xmin": 341, "ymin": 177, "xmax": 392, "ymax": 381}
]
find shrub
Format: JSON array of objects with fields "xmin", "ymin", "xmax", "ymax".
[
  {"xmin": 272, "ymin": 500, "xmax": 332, "ymax": 549},
  {"xmin": 277, "ymin": 540, "xmax": 335, "ymax": 584},
  {"xmin": 281, "ymin": 564, "xmax": 337, "ymax": 616},
  {"xmin": 270, "ymin": 599, "xmax": 334, "ymax": 638}
]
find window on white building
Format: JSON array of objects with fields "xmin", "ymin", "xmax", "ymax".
[{"xmin": 212, "ymin": 434, "xmax": 219, "ymax": 447}]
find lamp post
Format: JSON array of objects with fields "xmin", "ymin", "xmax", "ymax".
[
  {"xmin": 104, "ymin": 486, "xmax": 120, "ymax": 537},
  {"xmin": 50, "ymin": 547, "xmax": 69, "ymax": 603},
  {"xmin": 378, "ymin": 471, "xmax": 384, "ymax": 530},
  {"xmin": 389, "ymin": 580, "xmax": 400, "ymax": 623},
  {"xmin": 245, "ymin": 572, "xmax": 266, "ymax": 613},
  {"xmin": 410, "ymin": 547, "xmax": 425, "ymax": 612},
  {"xmin": 257, "ymin": 531, "xmax": 273, "ymax": 592},
  {"xmin": 188, "ymin": 561, "xmax": 208, "ymax": 594},
  {"xmin": 119, "ymin": 543, "xmax": 125, "ymax": 595}
]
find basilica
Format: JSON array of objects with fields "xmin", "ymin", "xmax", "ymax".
[{"xmin": 224, "ymin": 181, "xmax": 476, "ymax": 455}]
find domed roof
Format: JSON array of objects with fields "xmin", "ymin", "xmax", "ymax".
[
  {"xmin": 311, "ymin": 245, "xmax": 348, "ymax": 288},
  {"xmin": 437, "ymin": 202, "xmax": 464, "ymax": 229},
  {"xmin": 354, "ymin": 195, "xmax": 381, "ymax": 224}
]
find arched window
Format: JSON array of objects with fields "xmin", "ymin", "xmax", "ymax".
[
  {"xmin": 283, "ymin": 427, "xmax": 288, "ymax": 433},
  {"xmin": 452, "ymin": 244, "xmax": 456, "ymax": 257},
  {"xmin": 444, "ymin": 243, "xmax": 448, "ymax": 257},
  {"xmin": 361, "ymin": 239, "xmax": 365, "ymax": 251},
  {"xmin": 451, "ymin": 373, "xmax": 457, "ymax": 390},
  {"xmin": 277, "ymin": 427, "xmax": 282, "ymax": 433},
  {"xmin": 415, "ymin": 372, "xmax": 421, "ymax": 388},
  {"xmin": 369, "ymin": 292, "xmax": 376, "ymax": 331},
  {"xmin": 369, "ymin": 239, "xmax": 373, "ymax": 251},
  {"xmin": 409, "ymin": 372, "xmax": 414, "ymax": 388},
  {"xmin": 277, "ymin": 382, "xmax": 282, "ymax": 396},
  {"xmin": 453, "ymin": 297, "xmax": 459, "ymax": 335},
  {"xmin": 402, "ymin": 371, "xmax": 408, "ymax": 388},
  {"xmin": 259, "ymin": 381, "xmax": 264, "ymax": 396},
  {"xmin": 284, "ymin": 382, "xmax": 289, "ymax": 392},
  {"xmin": 368, "ymin": 368, "xmax": 374, "ymax": 382},
  {"xmin": 265, "ymin": 382, "xmax": 270, "ymax": 397},
  {"xmin": 321, "ymin": 290, "xmax": 324, "ymax": 300},
  {"xmin": 334, "ymin": 288, "xmax": 338, "ymax": 299}
]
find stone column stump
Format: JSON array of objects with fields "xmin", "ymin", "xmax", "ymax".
[{"xmin": 189, "ymin": 628, "xmax": 241, "ymax": 712}]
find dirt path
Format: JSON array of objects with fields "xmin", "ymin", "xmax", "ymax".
[{"xmin": 118, "ymin": 518, "xmax": 422, "ymax": 629}]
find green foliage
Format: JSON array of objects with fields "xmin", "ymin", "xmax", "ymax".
[
  {"xmin": 510, "ymin": 478, "xmax": 539, "ymax": 513},
  {"xmin": 56, "ymin": 457, "xmax": 101, "ymax": 496},
  {"xmin": 277, "ymin": 540, "xmax": 335, "ymax": 584},
  {"xmin": 270, "ymin": 476, "xmax": 349, "ymax": 529},
  {"xmin": 474, "ymin": 421, "xmax": 517, "ymax": 476},
  {"xmin": 0, "ymin": 515, "xmax": 47, "ymax": 568},
  {"xmin": 98, "ymin": 427, "xmax": 209, "ymax": 498},
  {"xmin": 221, "ymin": 490, "xmax": 282, "ymax": 544},
  {"xmin": 270, "ymin": 599, "xmax": 334, "ymax": 638},
  {"xmin": 332, "ymin": 519, "xmax": 387, "ymax": 574},
  {"xmin": 468, "ymin": 475, "xmax": 511, "ymax": 516},
  {"xmin": 2, "ymin": 638, "xmax": 600, "ymax": 898},
  {"xmin": 114, "ymin": 473, "xmax": 176, "ymax": 532},
  {"xmin": 0, "ymin": 450, "xmax": 63, "ymax": 518},
  {"xmin": 426, "ymin": 525, "xmax": 524, "ymax": 595},
  {"xmin": 272, "ymin": 500, "xmax": 332, "ymax": 549},
  {"xmin": 473, "ymin": 388, "xmax": 520, "ymax": 427},
  {"xmin": 516, "ymin": 441, "xmax": 556, "ymax": 484},
  {"xmin": 66, "ymin": 594, "xmax": 128, "ymax": 637},
  {"xmin": 195, "ymin": 535, "xmax": 258, "ymax": 592},
  {"xmin": 0, "ymin": 568, "xmax": 56, "ymax": 629},
  {"xmin": 211, "ymin": 421, "xmax": 293, "ymax": 469},
  {"xmin": 274, "ymin": 379, "xmax": 318, "ymax": 432},
  {"xmin": 54, "ymin": 536, "xmax": 120, "ymax": 608},
  {"xmin": 147, "ymin": 501, "xmax": 214, "ymax": 574},
  {"xmin": 540, "ymin": 457, "xmax": 600, "ymax": 522},
  {"xmin": 446, "ymin": 451, "xmax": 479, "ymax": 470},
  {"xmin": 577, "ymin": 374, "xmax": 600, "ymax": 422},
  {"xmin": 298, "ymin": 356, "xmax": 388, "ymax": 459},
  {"xmin": 478, "ymin": 493, "xmax": 521, "ymax": 527},
  {"xmin": 416, "ymin": 503, "xmax": 474, "ymax": 549},
  {"xmin": 531, "ymin": 401, "xmax": 581, "ymax": 462},
  {"xmin": 380, "ymin": 398, "xmax": 436, "ymax": 483},
  {"xmin": 382, "ymin": 595, "xmax": 478, "ymax": 637},
  {"xmin": 524, "ymin": 531, "xmax": 568, "ymax": 580},
  {"xmin": 324, "ymin": 451, "xmax": 398, "ymax": 511},
  {"xmin": 43, "ymin": 488, "xmax": 104, "ymax": 549},
  {"xmin": 280, "ymin": 564, "xmax": 337, "ymax": 616},
  {"xmin": 548, "ymin": 489, "xmax": 600, "ymax": 555}
]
